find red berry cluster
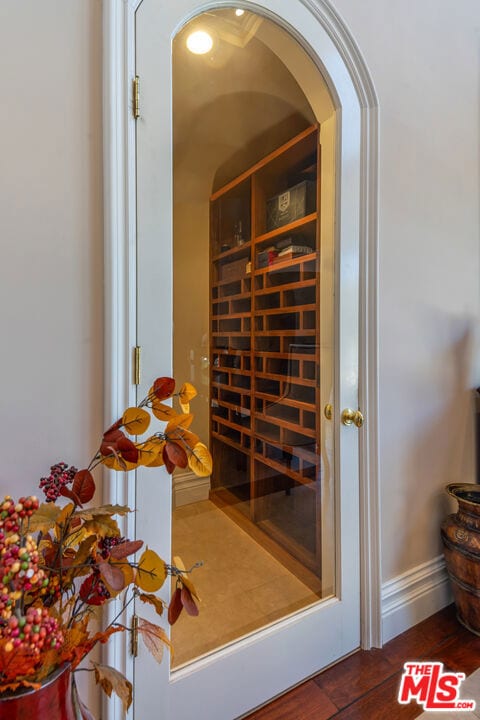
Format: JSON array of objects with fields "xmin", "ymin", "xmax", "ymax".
[
  {"xmin": 0, "ymin": 606, "xmax": 63, "ymax": 654},
  {"xmin": 79, "ymin": 571, "xmax": 111, "ymax": 605},
  {"xmin": 0, "ymin": 495, "xmax": 39, "ymax": 533},
  {"xmin": 98, "ymin": 535, "xmax": 125, "ymax": 559},
  {"xmin": 39, "ymin": 462, "xmax": 78, "ymax": 502}
]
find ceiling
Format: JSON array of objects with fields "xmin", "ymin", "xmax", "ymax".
[{"xmin": 172, "ymin": 8, "xmax": 331, "ymax": 199}]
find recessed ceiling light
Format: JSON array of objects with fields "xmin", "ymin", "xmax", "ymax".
[
  {"xmin": 186, "ymin": 30, "xmax": 213, "ymax": 55},
  {"xmin": 235, "ymin": 9, "xmax": 245, "ymax": 17}
]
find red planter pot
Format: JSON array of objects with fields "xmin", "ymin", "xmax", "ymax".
[{"xmin": 0, "ymin": 663, "xmax": 76, "ymax": 720}]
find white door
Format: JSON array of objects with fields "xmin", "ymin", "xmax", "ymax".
[{"xmin": 133, "ymin": 2, "xmax": 362, "ymax": 718}]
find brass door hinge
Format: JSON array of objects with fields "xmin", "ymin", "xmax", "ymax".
[
  {"xmin": 133, "ymin": 75, "xmax": 140, "ymax": 119},
  {"xmin": 131, "ymin": 614, "xmax": 139, "ymax": 657},
  {"xmin": 133, "ymin": 346, "xmax": 141, "ymax": 386}
]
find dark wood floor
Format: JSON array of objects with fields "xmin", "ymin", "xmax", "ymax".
[{"xmin": 244, "ymin": 604, "xmax": 480, "ymax": 719}]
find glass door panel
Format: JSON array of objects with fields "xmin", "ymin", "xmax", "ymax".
[{"xmin": 171, "ymin": 7, "xmax": 336, "ymax": 668}]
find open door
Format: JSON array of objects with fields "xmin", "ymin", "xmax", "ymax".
[{"xmin": 127, "ymin": 2, "xmax": 366, "ymax": 718}]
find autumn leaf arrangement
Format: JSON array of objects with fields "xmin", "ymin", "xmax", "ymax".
[{"xmin": 0, "ymin": 377, "xmax": 211, "ymax": 712}]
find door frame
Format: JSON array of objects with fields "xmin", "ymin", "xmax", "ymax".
[{"xmin": 102, "ymin": 1, "xmax": 381, "ymax": 718}]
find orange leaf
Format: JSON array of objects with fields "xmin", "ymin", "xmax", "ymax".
[
  {"xmin": 164, "ymin": 441, "xmax": 188, "ymax": 469},
  {"xmin": 168, "ymin": 587, "xmax": 183, "ymax": 625},
  {"xmin": 110, "ymin": 539, "xmax": 143, "ymax": 559},
  {"xmin": 59, "ymin": 485, "xmax": 82, "ymax": 506},
  {"xmin": 162, "ymin": 445, "xmax": 176, "ymax": 474},
  {"xmin": 116, "ymin": 435, "xmax": 139, "ymax": 464},
  {"xmin": 139, "ymin": 592, "xmax": 165, "ymax": 617},
  {"xmin": 165, "ymin": 413, "xmax": 193, "ymax": 436},
  {"xmin": 93, "ymin": 663, "xmax": 132, "ymax": 713},
  {"xmin": 72, "ymin": 469, "xmax": 96, "ymax": 504},
  {"xmin": 181, "ymin": 586, "xmax": 199, "ymax": 616},
  {"xmin": 137, "ymin": 617, "xmax": 173, "ymax": 664},
  {"xmin": 122, "ymin": 407, "xmax": 151, "ymax": 435},
  {"xmin": 100, "ymin": 427, "xmax": 123, "ymax": 456},
  {"xmin": 151, "ymin": 400, "xmax": 178, "ymax": 422},
  {"xmin": 153, "ymin": 377, "xmax": 175, "ymax": 401}
]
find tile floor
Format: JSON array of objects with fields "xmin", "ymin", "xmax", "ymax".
[{"xmin": 171, "ymin": 499, "xmax": 321, "ymax": 667}]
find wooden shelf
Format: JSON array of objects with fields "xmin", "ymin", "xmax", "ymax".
[
  {"xmin": 255, "ymin": 213, "xmax": 317, "ymax": 245},
  {"xmin": 212, "ymin": 241, "xmax": 252, "ymax": 263},
  {"xmin": 254, "ymin": 252, "xmax": 318, "ymax": 276},
  {"xmin": 209, "ymin": 123, "xmax": 322, "ymax": 578}
]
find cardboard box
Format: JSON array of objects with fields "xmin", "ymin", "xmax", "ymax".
[
  {"xmin": 219, "ymin": 257, "xmax": 247, "ymax": 282},
  {"xmin": 266, "ymin": 180, "xmax": 316, "ymax": 231}
]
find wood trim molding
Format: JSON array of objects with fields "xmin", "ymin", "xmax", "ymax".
[
  {"xmin": 298, "ymin": 0, "xmax": 381, "ymax": 649},
  {"xmin": 173, "ymin": 472, "xmax": 211, "ymax": 508},
  {"xmin": 382, "ymin": 556, "xmax": 453, "ymax": 644},
  {"xmin": 102, "ymin": 2, "xmax": 137, "ymax": 719}
]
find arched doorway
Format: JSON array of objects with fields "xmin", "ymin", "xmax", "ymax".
[{"xmin": 103, "ymin": 2, "xmax": 379, "ymax": 718}]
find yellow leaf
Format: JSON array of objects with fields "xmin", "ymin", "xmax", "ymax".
[
  {"xmin": 74, "ymin": 504, "xmax": 131, "ymax": 520},
  {"xmin": 101, "ymin": 454, "xmax": 138, "ymax": 472},
  {"xmin": 64, "ymin": 526, "xmax": 90, "ymax": 551},
  {"xmin": 179, "ymin": 382, "xmax": 197, "ymax": 414},
  {"xmin": 173, "ymin": 555, "xmax": 200, "ymax": 601},
  {"xmin": 93, "ymin": 663, "xmax": 132, "ymax": 713},
  {"xmin": 82, "ymin": 515, "xmax": 120, "ymax": 539},
  {"xmin": 122, "ymin": 407, "xmax": 151, "ymax": 435},
  {"xmin": 181, "ymin": 428, "xmax": 200, "ymax": 450},
  {"xmin": 151, "ymin": 400, "xmax": 178, "ymax": 422},
  {"xmin": 70, "ymin": 536, "xmax": 97, "ymax": 577},
  {"xmin": 137, "ymin": 617, "xmax": 173, "ymax": 664},
  {"xmin": 165, "ymin": 413, "xmax": 194, "ymax": 437},
  {"xmin": 136, "ymin": 437, "xmax": 165, "ymax": 467},
  {"xmin": 135, "ymin": 549, "xmax": 167, "ymax": 592},
  {"xmin": 54, "ymin": 503, "xmax": 75, "ymax": 541},
  {"xmin": 179, "ymin": 382, "xmax": 197, "ymax": 403},
  {"xmin": 28, "ymin": 503, "xmax": 62, "ymax": 533},
  {"xmin": 188, "ymin": 442, "xmax": 213, "ymax": 478}
]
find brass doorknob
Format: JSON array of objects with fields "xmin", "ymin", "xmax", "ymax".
[
  {"xmin": 341, "ymin": 408, "xmax": 364, "ymax": 428},
  {"xmin": 324, "ymin": 403, "xmax": 333, "ymax": 420}
]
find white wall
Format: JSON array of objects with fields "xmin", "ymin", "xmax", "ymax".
[
  {"xmin": 332, "ymin": 0, "xmax": 480, "ymax": 582},
  {"xmin": 0, "ymin": 0, "xmax": 103, "ymax": 713}
]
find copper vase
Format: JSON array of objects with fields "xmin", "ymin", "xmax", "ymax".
[{"xmin": 441, "ymin": 482, "xmax": 480, "ymax": 634}]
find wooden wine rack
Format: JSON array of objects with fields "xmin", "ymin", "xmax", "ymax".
[{"xmin": 209, "ymin": 125, "xmax": 322, "ymax": 577}]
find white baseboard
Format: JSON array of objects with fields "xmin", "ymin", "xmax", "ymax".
[
  {"xmin": 381, "ymin": 555, "xmax": 453, "ymax": 644},
  {"xmin": 173, "ymin": 471, "xmax": 211, "ymax": 508}
]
